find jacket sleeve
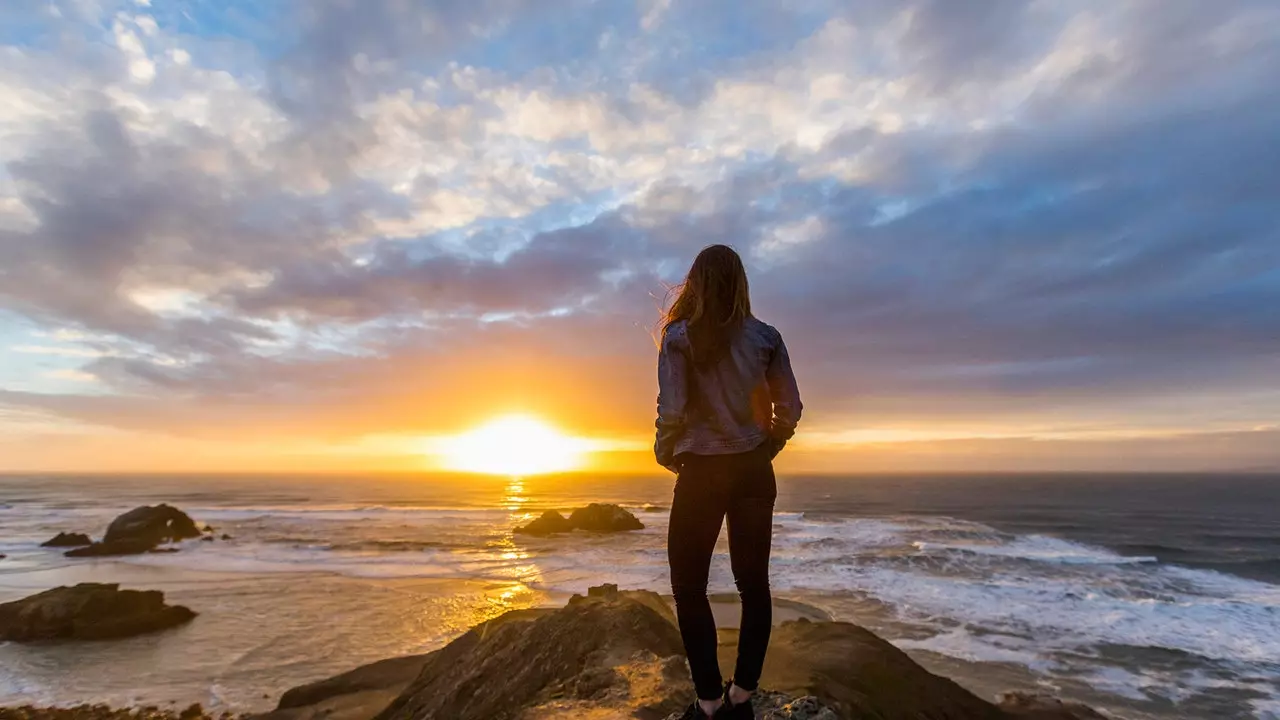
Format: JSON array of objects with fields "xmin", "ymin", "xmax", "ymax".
[
  {"xmin": 654, "ymin": 327, "xmax": 689, "ymax": 469},
  {"xmin": 766, "ymin": 332, "xmax": 802, "ymax": 448}
]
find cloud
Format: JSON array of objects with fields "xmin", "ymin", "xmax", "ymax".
[{"xmin": 0, "ymin": 0, "xmax": 1277, "ymax": 469}]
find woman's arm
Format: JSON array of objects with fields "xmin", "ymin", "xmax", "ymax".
[
  {"xmin": 766, "ymin": 333, "xmax": 802, "ymax": 456},
  {"xmin": 654, "ymin": 326, "xmax": 689, "ymax": 472}
]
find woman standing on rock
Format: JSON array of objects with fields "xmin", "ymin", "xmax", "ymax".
[{"xmin": 655, "ymin": 244, "xmax": 803, "ymax": 719}]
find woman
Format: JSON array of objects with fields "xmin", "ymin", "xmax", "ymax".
[{"xmin": 655, "ymin": 244, "xmax": 803, "ymax": 719}]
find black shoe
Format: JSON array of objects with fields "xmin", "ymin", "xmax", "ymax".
[
  {"xmin": 679, "ymin": 701, "xmax": 720, "ymax": 720},
  {"xmin": 720, "ymin": 682, "xmax": 754, "ymax": 719}
]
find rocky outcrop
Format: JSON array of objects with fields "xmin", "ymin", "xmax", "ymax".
[
  {"xmin": 514, "ymin": 503, "xmax": 644, "ymax": 536},
  {"xmin": 65, "ymin": 539, "xmax": 167, "ymax": 558},
  {"xmin": 41, "ymin": 532, "xmax": 92, "ymax": 547},
  {"xmin": 568, "ymin": 503, "xmax": 645, "ymax": 533},
  {"xmin": 0, "ymin": 583, "xmax": 196, "ymax": 642},
  {"xmin": 62, "ymin": 505, "xmax": 202, "ymax": 557},
  {"xmin": 260, "ymin": 587, "xmax": 1104, "ymax": 720},
  {"xmin": 664, "ymin": 692, "xmax": 840, "ymax": 720},
  {"xmin": 104, "ymin": 504, "xmax": 202, "ymax": 546},
  {"xmin": 375, "ymin": 590, "xmax": 685, "ymax": 720},
  {"xmin": 513, "ymin": 510, "xmax": 574, "ymax": 536},
  {"xmin": 0, "ymin": 704, "xmax": 238, "ymax": 720}
]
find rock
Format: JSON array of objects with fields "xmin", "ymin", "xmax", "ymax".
[
  {"xmin": 178, "ymin": 705, "xmax": 204, "ymax": 720},
  {"xmin": 567, "ymin": 503, "xmax": 644, "ymax": 533},
  {"xmin": 63, "ymin": 505, "xmax": 202, "ymax": 558},
  {"xmin": 201, "ymin": 536, "xmax": 215, "ymax": 542},
  {"xmin": 104, "ymin": 504, "xmax": 202, "ymax": 547},
  {"xmin": 734, "ymin": 619, "xmax": 1008, "ymax": 720},
  {"xmin": 664, "ymin": 691, "xmax": 839, "ymax": 720},
  {"xmin": 0, "ymin": 705, "xmax": 238, "ymax": 720},
  {"xmin": 64, "ymin": 539, "xmax": 165, "ymax": 558},
  {"xmin": 41, "ymin": 532, "xmax": 92, "ymax": 547},
  {"xmin": 203, "ymin": 525, "xmax": 215, "ymax": 533},
  {"xmin": 0, "ymin": 555, "xmax": 6, "ymax": 560},
  {"xmin": 261, "ymin": 588, "xmax": 1104, "ymax": 720},
  {"xmin": 515, "ymin": 504, "xmax": 644, "ymax": 536},
  {"xmin": 220, "ymin": 534, "xmax": 232, "ymax": 541},
  {"xmin": 587, "ymin": 583, "xmax": 618, "ymax": 599},
  {"xmin": 374, "ymin": 592, "xmax": 684, "ymax": 720},
  {"xmin": 0, "ymin": 583, "xmax": 196, "ymax": 642},
  {"xmin": 513, "ymin": 510, "xmax": 574, "ymax": 536},
  {"xmin": 277, "ymin": 655, "xmax": 434, "ymax": 711}
]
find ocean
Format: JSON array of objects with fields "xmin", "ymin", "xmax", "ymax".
[{"xmin": 1, "ymin": 473, "xmax": 1277, "ymax": 719}]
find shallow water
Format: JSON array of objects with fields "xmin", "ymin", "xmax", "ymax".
[{"xmin": 1, "ymin": 473, "xmax": 1277, "ymax": 719}]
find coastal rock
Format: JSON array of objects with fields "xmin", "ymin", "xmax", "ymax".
[
  {"xmin": 0, "ymin": 583, "xmax": 196, "ymax": 642},
  {"xmin": 663, "ymin": 692, "xmax": 839, "ymax": 720},
  {"xmin": 513, "ymin": 504, "xmax": 644, "ymax": 536},
  {"xmin": 63, "ymin": 505, "xmax": 203, "ymax": 557},
  {"xmin": 41, "ymin": 532, "xmax": 92, "ymax": 547},
  {"xmin": 262, "ymin": 587, "xmax": 1104, "ymax": 720},
  {"xmin": 568, "ymin": 503, "xmax": 645, "ymax": 533},
  {"xmin": 374, "ymin": 591, "xmax": 685, "ymax": 720},
  {"xmin": 64, "ymin": 539, "xmax": 168, "ymax": 558},
  {"xmin": 104, "ymin": 505, "xmax": 202, "ymax": 546},
  {"xmin": 513, "ymin": 510, "xmax": 574, "ymax": 536},
  {"xmin": 0, "ymin": 704, "xmax": 240, "ymax": 720}
]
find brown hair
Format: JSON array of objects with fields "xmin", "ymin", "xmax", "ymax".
[{"xmin": 662, "ymin": 244, "xmax": 752, "ymax": 365}]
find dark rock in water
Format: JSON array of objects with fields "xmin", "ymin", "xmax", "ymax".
[
  {"xmin": 104, "ymin": 504, "xmax": 201, "ymax": 547},
  {"xmin": 202, "ymin": 525, "xmax": 215, "ymax": 533},
  {"xmin": 220, "ymin": 534, "xmax": 232, "ymax": 541},
  {"xmin": 64, "ymin": 539, "xmax": 163, "ymax": 558},
  {"xmin": 41, "ymin": 532, "xmax": 92, "ymax": 548},
  {"xmin": 0, "ymin": 554, "xmax": 6, "ymax": 560},
  {"xmin": 201, "ymin": 536, "xmax": 215, "ymax": 543},
  {"xmin": 513, "ymin": 510, "xmax": 574, "ymax": 536},
  {"xmin": 514, "ymin": 504, "xmax": 644, "ymax": 536},
  {"xmin": 568, "ymin": 503, "xmax": 644, "ymax": 533},
  {"xmin": 0, "ymin": 582, "xmax": 196, "ymax": 642}
]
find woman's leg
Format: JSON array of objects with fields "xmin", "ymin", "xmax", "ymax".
[
  {"xmin": 668, "ymin": 455, "xmax": 731, "ymax": 701},
  {"xmin": 725, "ymin": 447, "xmax": 777, "ymax": 693}
]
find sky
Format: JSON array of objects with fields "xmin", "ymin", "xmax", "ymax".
[{"xmin": 1, "ymin": 0, "xmax": 1278, "ymax": 474}]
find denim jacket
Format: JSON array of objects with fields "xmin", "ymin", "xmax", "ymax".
[{"xmin": 654, "ymin": 317, "xmax": 802, "ymax": 469}]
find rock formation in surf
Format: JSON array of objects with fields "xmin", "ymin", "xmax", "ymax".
[
  {"xmin": 63, "ymin": 504, "xmax": 202, "ymax": 558},
  {"xmin": 514, "ymin": 503, "xmax": 644, "ymax": 536},
  {"xmin": 0, "ymin": 583, "xmax": 196, "ymax": 642},
  {"xmin": 41, "ymin": 532, "xmax": 92, "ymax": 547}
]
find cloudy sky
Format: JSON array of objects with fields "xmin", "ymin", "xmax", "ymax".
[{"xmin": 1, "ymin": 0, "xmax": 1278, "ymax": 473}]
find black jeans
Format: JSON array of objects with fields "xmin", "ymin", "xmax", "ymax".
[{"xmin": 668, "ymin": 444, "xmax": 777, "ymax": 700}]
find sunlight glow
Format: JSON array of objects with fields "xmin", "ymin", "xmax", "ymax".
[{"xmin": 437, "ymin": 415, "xmax": 587, "ymax": 476}]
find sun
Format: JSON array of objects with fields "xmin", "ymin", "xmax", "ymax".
[{"xmin": 437, "ymin": 415, "xmax": 587, "ymax": 476}]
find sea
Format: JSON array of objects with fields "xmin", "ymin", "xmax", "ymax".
[{"xmin": 0, "ymin": 473, "xmax": 1277, "ymax": 719}]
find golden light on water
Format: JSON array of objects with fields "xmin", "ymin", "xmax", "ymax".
[{"xmin": 436, "ymin": 414, "xmax": 588, "ymax": 476}]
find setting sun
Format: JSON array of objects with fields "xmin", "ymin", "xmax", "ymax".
[{"xmin": 437, "ymin": 415, "xmax": 588, "ymax": 476}]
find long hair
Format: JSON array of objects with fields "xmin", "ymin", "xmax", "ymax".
[{"xmin": 662, "ymin": 244, "xmax": 752, "ymax": 365}]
